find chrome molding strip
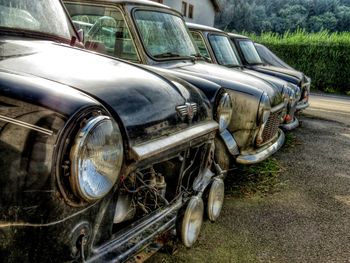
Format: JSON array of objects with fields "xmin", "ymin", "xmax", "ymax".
[
  {"xmin": 132, "ymin": 121, "xmax": 218, "ymax": 161},
  {"xmin": 220, "ymin": 129, "xmax": 239, "ymax": 155},
  {"xmin": 271, "ymin": 102, "xmax": 285, "ymax": 113},
  {"xmin": 296, "ymin": 102, "xmax": 309, "ymax": 110},
  {"xmin": 0, "ymin": 115, "xmax": 53, "ymax": 136}
]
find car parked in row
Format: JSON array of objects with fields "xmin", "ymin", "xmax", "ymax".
[
  {"xmin": 186, "ymin": 22, "xmax": 300, "ymax": 131},
  {"xmin": 229, "ymin": 33, "xmax": 311, "ymax": 111},
  {"xmin": 254, "ymin": 43, "xmax": 296, "ymax": 70},
  {"xmin": 0, "ymin": 0, "xmax": 225, "ymax": 262},
  {"xmin": 65, "ymin": 0, "xmax": 288, "ymax": 167}
]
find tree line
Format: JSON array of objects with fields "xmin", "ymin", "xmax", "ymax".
[{"xmin": 215, "ymin": 0, "xmax": 350, "ymax": 34}]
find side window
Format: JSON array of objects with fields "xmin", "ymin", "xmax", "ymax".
[
  {"xmin": 190, "ymin": 31, "xmax": 210, "ymax": 59},
  {"xmin": 71, "ymin": 7, "xmax": 140, "ymax": 62}
]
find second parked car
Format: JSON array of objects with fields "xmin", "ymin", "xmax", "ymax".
[{"xmin": 65, "ymin": 0, "xmax": 288, "ymax": 167}]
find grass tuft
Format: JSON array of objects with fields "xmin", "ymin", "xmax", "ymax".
[{"xmin": 225, "ymin": 158, "xmax": 284, "ymax": 198}]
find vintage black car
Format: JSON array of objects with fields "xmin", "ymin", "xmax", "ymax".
[
  {"xmin": 186, "ymin": 22, "xmax": 300, "ymax": 131},
  {"xmin": 228, "ymin": 33, "xmax": 310, "ymax": 111},
  {"xmin": 65, "ymin": 0, "xmax": 288, "ymax": 167},
  {"xmin": 255, "ymin": 43, "xmax": 296, "ymax": 70},
  {"xmin": 0, "ymin": 1, "xmax": 225, "ymax": 262}
]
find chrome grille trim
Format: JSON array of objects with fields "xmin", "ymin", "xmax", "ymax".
[
  {"xmin": 131, "ymin": 121, "xmax": 218, "ymax": 161},
  {"xmin": 261, "ymin": 110, "xmax": 283, "ymax": 144}
]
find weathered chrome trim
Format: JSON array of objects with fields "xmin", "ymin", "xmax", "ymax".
[
  {"xmin": 296, "ymin": 101, "xmax": 309, "ymax": 110},
  {"xmin": 131, "ymin": 121, "xmax": 218, "ymax": 161},
  {"xmin": 271, "ymin": 102, "xmax": 285, "ymax": 113},
  {"xmin": 236, "ymin": 129, "xmax": 285, "ymax": 165},
  {"xmin": 281, "ymin": 117, "xmax": 299, "ymax": 131},
  {"xmin": 220, "ymin": 129, "xmax": 239, "ymax": 155},
  {"xmin": 89, "ymin": 200, "xmax": 182, "ymax": 263},
  {"xmin": 0, "ymin": 114, "xmax": 53, "ymax": 136}
]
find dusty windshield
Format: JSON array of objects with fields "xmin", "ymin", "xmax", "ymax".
[
  {"xmin": 208, "ymin": 34, "xmax": 240, "ymax": 67},
  {"xmin": 0, "ymin": 0, "xmax": 73, "ymax": 40},
  {"xmin": 238, "ymin": 40, "xmax": 263, "ymax": 64},
  {"xmin": 133, "ymin": 10, "xmax": 197, "ymax": 59}
]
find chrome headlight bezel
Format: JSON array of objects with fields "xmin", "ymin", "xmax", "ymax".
[
  {"xmin": 69, "ymin": 115, "xmax": 124, "ymax": 202},
  {"xmin": 215, "ymin": 92, "xmax": 233, "ymax": 132}
]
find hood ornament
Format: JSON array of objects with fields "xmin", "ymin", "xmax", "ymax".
[{"xmin": 176, "ymin": 102, "xmax": 198, "ymax": 122}]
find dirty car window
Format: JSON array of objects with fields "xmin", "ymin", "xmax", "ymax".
[
  {"xmin": 66, "ymin": 4, "xmax": 139, "ymax": 62},
  {"xmin": 134, "ymin": 11, "xmax": 197, "ymax": 59},
  {"xmin": 0, "ymin": 0, "xmax": 73, "ymax": 40},
  {"xmin": 208, "ymin": 34, "xmax": 240, "ymax": 66},
  {"xmin": 190, "ymin": 31, "xmax": 210, "ymax": 59},
  {"xmin": 238, "ymin": 40, "xmax": 263, "ymax": 64}
]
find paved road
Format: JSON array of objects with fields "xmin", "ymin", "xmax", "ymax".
[
  {"xmin": 150, "ymin": 94, "xmax": 350, "ymax": 263},
  {"xmin": 306, "ymin": 93, "xmax": 350, "ymax": 125}
]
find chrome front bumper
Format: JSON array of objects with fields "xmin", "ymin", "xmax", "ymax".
[
  {"xmin": 236, "ymin": 129, "xmax": 285, "ymax": 165},
  {"xmin": 296, "ymin": 101, "xmax": 309, "ymax": 110},
  {"xmin": 281, "ymin": 117, "xmax": 299, "ymax": 131}
]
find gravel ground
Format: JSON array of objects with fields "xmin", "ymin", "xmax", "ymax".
[{"xmin": 149, "ymin": 94, "xmax": 350, "ymax": 263}]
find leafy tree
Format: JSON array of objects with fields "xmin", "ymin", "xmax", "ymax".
[{"xmin": 215, "ymin": 0, "xmax": 350, "ymax": 34}]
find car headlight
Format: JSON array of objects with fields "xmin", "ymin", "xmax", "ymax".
[
  {"xmin": 258, "ymin": 92, "xmax": 271, "ymax": 125},
  {"xmin": 70, "ymin": 115, "xmax": 123, "ymax": 202},
  {"xmin": 215, "ymin": 92, "xmax": 233, "ymax": 132}
]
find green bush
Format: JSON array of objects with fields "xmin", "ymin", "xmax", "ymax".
[{"xmin": 248, "ymin": 30, "xmax": 350, "ymax": 93}]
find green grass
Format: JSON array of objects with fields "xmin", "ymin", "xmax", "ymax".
[
  {"xmin": 284, "ymin": 132, "xmax": 298, "ymax": 148},
  {"xmin": 225, "ymin": 158, "xmax": 284, "ymax": 198}
]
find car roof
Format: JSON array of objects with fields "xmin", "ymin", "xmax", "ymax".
[
  {"xmin": 227, "ymin": 32, "xmax": 249, "ymax": 39},
  {"xmin": 94, "ymin": 0, "xmax": 171, "ymax": 10},
  {"xmin": 186, "ymin": 22, "xmax": 224, "ymax": 34}
]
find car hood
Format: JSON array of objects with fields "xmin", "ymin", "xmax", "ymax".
[
  {"xmin": 0, "ymin": 38, "xmax": 211, "ymax": 146},
  {"xmin": 166, "ymin": 61, "xmax": 283, "ymax": 106},
  {"xmin": 241, "ymin": 68, "xmax": 288, "ymax": 93},
  {"xmin": 252, "ymin": 65, "xmax": 305, "ymax": 85}
]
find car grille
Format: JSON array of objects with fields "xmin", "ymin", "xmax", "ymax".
[{"xmin": 261, "ymin": 110, "xmax": 283, "ymax": 144}]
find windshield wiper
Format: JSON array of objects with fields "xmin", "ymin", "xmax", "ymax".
[
  {"xmin": 226, "ymin": 64, "xmax": 242, "ymax": 68},
  {"xmin": 154, "ymin": 52, "xmax": 182, "ymax": 58},
  {"xmin": 191, "ymin": 53, "xmax": 211, "ymax": 62}
]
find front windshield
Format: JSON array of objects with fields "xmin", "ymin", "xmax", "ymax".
[
  {"xmin": 238, "ymin": 40, "xmax": 263, "ymax": 64},
  {"xmin": 208, "ymin": 34, "xmax": 240, "ymax": 67},
  {"xmin": 133, "ymin": 10, "xmax": 197, "ymax": 59},
  {"xmin": 0, "ymin": 0, "xmax": 73, "ymax": 40}
]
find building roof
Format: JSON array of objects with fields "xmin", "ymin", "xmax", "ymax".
[{"xmin": 186, "ymin": 22, "xmax": 224, "ymax": 34}]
